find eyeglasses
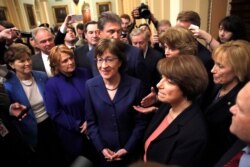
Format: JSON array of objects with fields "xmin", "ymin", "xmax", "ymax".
[{"xmin": 96, "ymin": 57, "xmax": 118, "ymax": 64}]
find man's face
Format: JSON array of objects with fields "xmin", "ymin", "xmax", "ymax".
[
  {"xmin": 77, "ymin": 28, "xmax": 84, "ymax": 39},
  {"xmin": 85, "ymin": 24, "xmax": 99, "ymax": 46},
  {"xmin": 99, "ymin": 22, "xmax": 121, "ymax": 39},
  {"xmin": 35, "ymin": 29, "xmax": 55, "ymax": 55},
  {"xmin": 121, "ymin": 18, "xmax": 130, "ymax": 32},
  {"xmin": 64, "ymin": 28, "xmax": 77, "ymax": 43},
  {"xmin": 176, "ymin": 20, "xmax": 191, "ymax": 28},
  {"xmin": 230, "ymin": 82, "xmax": 250, "ymax": 144},
  {"xmin": 158, "ymin": 24, "xmax": 171, "ymax": 34},
  {"xmin": 131, "ymin": 33, "xmax": 147, "ymax": 53}
]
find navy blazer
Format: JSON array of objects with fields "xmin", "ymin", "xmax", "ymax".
[
  {"xmin": 144, "ymin": 46, "xmax": 163, "ymax": 87},
  {"xmin": 85, "ymin": 74, "xmax": 147, "ymax": 154},
  {"xmin": 45, "ymin": 68, "xmax": 92, "ymax": 157},
  {"xmin": 4, "ymin": 71, "xmax": 48, "ymax": 146},
  {"xmin": 144, "ymin": 103, "xmax": 208, "ymax": 167}
]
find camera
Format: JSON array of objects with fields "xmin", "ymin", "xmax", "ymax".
[
  {"xmin": 15, "ymin": 30, "xmax": 32, "ymax": 38},
  {"xmin": 137, "ymin": 3, "xmax": 151, "ymax": 19},
  {"xmin": 20, "ymin": 32, "xmax": 32, "ymax": 38},
  {"xmin": 121, "ymin": 31, "xmax": 127, "ymax": 38}
]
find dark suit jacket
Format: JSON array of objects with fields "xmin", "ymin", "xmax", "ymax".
[
  {"xmin": 214, "ymin": 140, "xmax": 246, "ymax": 167},
  {"xmin": 87, "ymin": 44, "xmax": 151, "ymax": 91},
  {"xmin": 85, "ymin": 74, "xmax": 147, "ymax": 163},
  {"xmin": 197, "ymin": 42, "xmax": 215, "ymax": 108},
  {"xmin": 197, "ymin": 42, "xmax": 213, "ymax": 73},
  {"xmin": 144, "ymin": 46, "xmax": 163, "ymax": 87},
  {"xmin": 144, "ymin": 103, "xmax": 208, "ymax": 167},
  {"xmin": 74, "ymin": 45, "xmax": 92, "ymax": 73},
  {"xmin": 0, "ymin": 84, "xmax": 33, "ymax": 166},
  {"xmin": 31, "ymin": 53, "xmax": 46, "ymax": 72},
  {"xmin": 203, "ymin": 83, "xmax": 245, "ymax": 166}
]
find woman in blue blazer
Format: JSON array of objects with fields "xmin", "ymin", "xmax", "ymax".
[
  {"xmin": 85, "ymin": 38, "xmax": 147, "ymax": 167},
  {"xmin": 45, "ymin": 45, "xmax": 93, "ymax": 164},
  {"xmin": 4, "ymin": 43, "xmax": 64, "ymax": 167}
]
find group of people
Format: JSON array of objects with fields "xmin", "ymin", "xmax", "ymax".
[{"xmin": 0, "ymin": 6, "xmax": 250, "ymax": 167}]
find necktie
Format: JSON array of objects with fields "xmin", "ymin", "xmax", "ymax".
[
  {"xmin": 223, "ymin": 150, "xmax": 244, "ymax": 167},
  {"xmin": 70, "ymin": 46, "xmax": 76, "ymax": 51}
]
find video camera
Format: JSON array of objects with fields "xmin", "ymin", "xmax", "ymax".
[
  {"xmin": 137, "ymin": 3, "xmax": 151, "ymax": 19},
  {"xmin": 15, "ymin": 30, "xmax": 32, "ymax": 38}
]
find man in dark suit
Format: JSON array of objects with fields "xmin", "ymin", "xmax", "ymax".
[
  {"xmin": 175, "ymin": 10, "xmax": 214, "ymax": 109},
  {"xmin": 215, "ymin": 82, "xmax": 250, "ymax": 167},
  {"xmin": 87, "ymin": 11, "xmax": 150, "ymax": 91},
  {"xmin": 176, "ymin": 10, "xmax": 213, "ymax": 73},
  {"xmin": 31, "ymin": 27, "xmax": 55, "ymax": 77},
  {"xmin": 74, "ymin": 21, "xmax": 99, "ymax": 73},
  {"xmin": 32, "ymin": 15, "xmax": 78, "ymax": 77},
  {"xmin": 130, "ymin": 28, "xmax": 163, "ymax": 87},
  {"xmin": 54, "ymin": 15, "xmax": 78, "ymax": 49}
]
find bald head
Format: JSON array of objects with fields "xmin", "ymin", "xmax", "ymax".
[{"xmin": 229, "ymin": 82, "xmax": 250, "ymax": 145}]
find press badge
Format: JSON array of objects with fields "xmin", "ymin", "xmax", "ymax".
[{"xmin": 0, "ymin": 119, "xmax": 9, "ymax": 137}]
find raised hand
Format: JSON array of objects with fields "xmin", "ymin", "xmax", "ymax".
[
  {"xmin": 133, "ymin": 105, "xmax": 158, "ymax": 114},
  {"xmin": 140, "ymin": 86, "xmax": 157, "ymax": 107}
]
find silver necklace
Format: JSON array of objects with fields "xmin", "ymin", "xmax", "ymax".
[{"xmin": 20, "ymin": 77, "xmax": 33, "ymax": 86}]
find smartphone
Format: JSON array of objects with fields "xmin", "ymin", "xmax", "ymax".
[
  {"xmin": 17, "ymin": 106, "xmax": 30, "ymax": 119},
  {"xmin": 189, "ymin": 24, "xmax": 199, "ymax": 31},
  {"xmin": 72, "ymin": 15, "xmax": 83, "ymax": 21}
]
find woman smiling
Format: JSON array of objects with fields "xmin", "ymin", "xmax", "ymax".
[{"xmin": 85, "ymin": 38, "xmax": 147, "ymax": 167}]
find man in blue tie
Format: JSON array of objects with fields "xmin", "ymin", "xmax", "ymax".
[{"xmin": 215, "ymin": 81, "xmax": 250, "ymax": 167}]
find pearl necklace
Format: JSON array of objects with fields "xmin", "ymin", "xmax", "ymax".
[{"xmin": 106, "ymin": 86, "xmax": 118, "ymax": 91}]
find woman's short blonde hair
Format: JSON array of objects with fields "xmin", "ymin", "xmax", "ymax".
[
  {"xmin": 157, "ymin": 55, "xmax": 208, "ymax": 101},
  {"xmin": 49, "ymin": 44, "xmax": 74, "ymax": 75},
  {"xmin": 159, "ymin": 26, "xmax": 197, "ymax": 56},
  {"xmin": 212, "ymin": 40, "xmax": 250, "ymax": 82}
]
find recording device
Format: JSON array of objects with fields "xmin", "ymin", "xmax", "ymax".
[
  {"xmin": 189, "ymin": 24, "xmax": 199, "ymax": 31},
  {"xmin": 72, "ymin": 15, "xmax": 83, "ymax": 21},
  {"xmin": 137, "ymin": 3, "xmax": 151, "ymax": 19},
  {"xmin": 20, "ymin": 31, "xmax": 32, "ymax": 38},
  {"xmin": 17, "ymin": 106, "xmax": 30, "ymax": 119},
  {"xmin": 15, "ymin": 30, "xmax": 32, "ymax": 38},
  {"xmin": 121, "ymin": 31, "xmax": 127, "ymax": 38}
]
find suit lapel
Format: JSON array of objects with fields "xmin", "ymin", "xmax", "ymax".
[
  {"xmin": 8, "ymin": 73, "xmax": 30, "ymax": 107},
  {"xmin": 112, "ymin": 75, "xmax": 130, "ymax": 104},
  {"xmin": 145, "ymin": 104, "xmax": 198, "ymax": 142},
  {"xmin": 37, "ymin": 53, "xmax": 46, "ymax": 71},
  {"xmin": 144, "ymin": 104, "xmax": 171, "ymax": 139},
  {"xmin": 92, "ymin": 76, "xmax": 112, "ymax": 104}
]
